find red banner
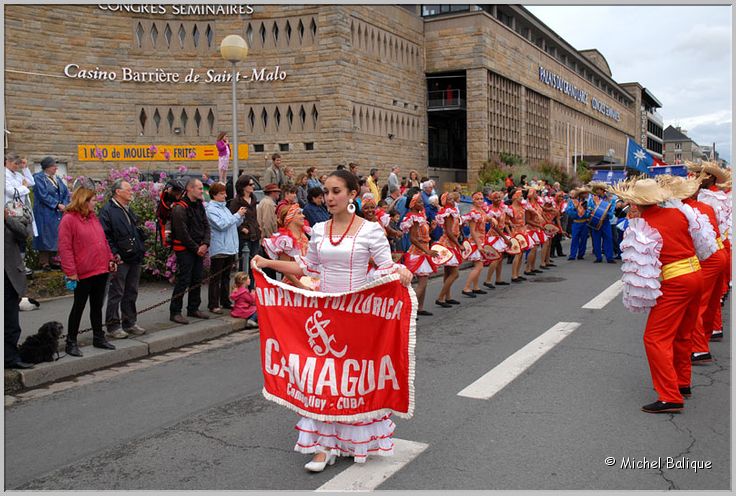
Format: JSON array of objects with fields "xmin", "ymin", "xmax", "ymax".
[{"xmin": 253, "ymin": 267, "xmax": 417, "ymax": 422}]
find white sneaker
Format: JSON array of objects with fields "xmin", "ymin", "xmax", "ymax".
[
  {"xmin": 107, "ymin": 329, "xmax": 129, "ymax": 339},
  {"xmin": 124, "ymin": 324, "xmax": 146, "ymax": 336}
]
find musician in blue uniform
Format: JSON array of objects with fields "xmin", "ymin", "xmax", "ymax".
[
  {"xmin": 586, "ymin": 182, "xmax": 616, "ymax": 263},
  {"xmin": 565, "ymin": 187, "xmax": 591, "ymax": 260}
]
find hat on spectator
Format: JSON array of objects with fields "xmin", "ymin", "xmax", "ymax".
[
  {"xmin": 264, "ymin": 183, "xmax": 282, "ymax": 194},
  {"xmin": 40, "ymin": 156, "xmax": 56, "ymax": 169}
]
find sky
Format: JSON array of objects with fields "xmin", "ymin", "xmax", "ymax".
[{"xmin": 526, "ymin": 5, "xmax": 732, "ymax": 163}]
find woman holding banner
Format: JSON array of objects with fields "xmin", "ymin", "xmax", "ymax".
[{"xmin": 252, "ymin": 169, "xmax": 413, "ymax": 472}]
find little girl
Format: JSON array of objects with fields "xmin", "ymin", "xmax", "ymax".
[
  {"xmin": 216, "ymin": 131, "xmax": 230, "ymax": 183},
  {"xmin": 230, "ymin": 272, "xmax": 257, "ymax": 325}
]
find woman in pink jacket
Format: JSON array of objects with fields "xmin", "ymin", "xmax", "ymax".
[
  {"xmin": 58, "ymin": 185, "xmax": 118, "ymax": 357},
  {"xmin": 216, "ymin": 131, "xmax": 230, "ymax": 183}
]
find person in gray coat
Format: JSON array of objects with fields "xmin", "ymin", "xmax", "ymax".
[{"xmin": 5, "ymin": 207, "xmax": 34, "ymax": 369}]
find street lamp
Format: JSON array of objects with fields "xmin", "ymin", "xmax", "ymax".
[{"xmin": 220, "ymin": 34, "xmax": 249, "ymax": 197}]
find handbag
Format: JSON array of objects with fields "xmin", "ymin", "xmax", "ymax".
[{"xmin": 5, "ymin": 189, "xmax": 32, "ymax": 224}]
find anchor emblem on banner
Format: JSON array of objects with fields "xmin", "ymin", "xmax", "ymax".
[{"xmin": 305, "ymin": 310, "xmax": 347, "ymax": 358}]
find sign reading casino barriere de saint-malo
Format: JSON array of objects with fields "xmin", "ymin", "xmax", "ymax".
[{"xmin": 63, "ymin": 4, "xmax": 285, "ymax": 84}]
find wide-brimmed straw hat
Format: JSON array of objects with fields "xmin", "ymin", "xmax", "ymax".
[
  {"xmin": 685, "ymin": 160, "xmax": 703, "ymax": 173},
  {"xmin": 716, "ymin": 179, "xmax": 732, "ymax": 191},
  {"xmin": 588, "ymin": 181, "xmax": 609, "ymax": 193},
  {"xmin": 608, "ymin": 178, "xmax": 668, "ymax": 205},
  {"xmin": 655, "ymin": 174, "xmax": 701, "ymax": 200},
  {"xmin": 570, "ymin": 186, "xmax": 590, "ymax": 199},
  {"xmin": 700, "ymin": 161, "xmax": 731, "ymax": 184}
]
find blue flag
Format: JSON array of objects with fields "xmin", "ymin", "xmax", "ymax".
[{"xmin": 625, "ymin": 137, "xmax": 654, "ymax": 174}]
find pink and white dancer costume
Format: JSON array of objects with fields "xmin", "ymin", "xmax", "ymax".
[{"xmin": 294, "ymin": 219, "xmax": 403, "ymax": 462}]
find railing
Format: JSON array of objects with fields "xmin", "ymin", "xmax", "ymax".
[{"xmin": 428, "ymin": 89, "xmax": 465, "ymax": 110}]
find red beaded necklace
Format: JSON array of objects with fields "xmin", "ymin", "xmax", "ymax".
[{"xmin": 328, "ymin": 214, "xmax": 357, "ymax": 246}]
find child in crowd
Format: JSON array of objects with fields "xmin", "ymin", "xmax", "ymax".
[{"xmin": 230, "ymin": 272, "xmax": 257, "ymax": 326}]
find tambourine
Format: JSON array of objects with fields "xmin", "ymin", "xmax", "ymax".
[
  {"xmin": 299, "ymin": 276, "xmax": 319, "ymax": 290},
  {"xmin": 543, "ymin": 223, "xmax": 560, "ymax": 235},
  {"xmin": 430, "ymin": 243, "xmax": 454, "ymax": 266},
  {"xmin": 514, "ymin": 233, "xmax": 529, "ymax": 250},
  {"xmin": 461, "ymin": 240, "xmax": 473, "ymax": 259},
  {"xmin": 505, "ymin": 237, "xmax": 522, "ymax": 255},
  {"xmin": 481, "ymin": 244, "xmax": 502, "ymax": 262}
]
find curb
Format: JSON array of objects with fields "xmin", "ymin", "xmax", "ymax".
[{"xmin": 4, "ymin": 316, "xmax": 248, "ymax": 393}]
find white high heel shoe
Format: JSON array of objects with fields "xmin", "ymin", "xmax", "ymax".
[{"xmin": 304, "ymin": 451, "xmax": 336, "ymax": 472}]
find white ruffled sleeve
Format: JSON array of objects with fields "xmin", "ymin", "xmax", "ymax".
[
  {"xmin": 663, "ymin": 199, "xmax": 718, "ymax": 261},
  {"xmin": 400, "ymin": 213, "xmax": 426, "ymax": 233},
  {"xmin": 698, "ymin": 189, "xmax": 732, "ymax": 241},
  {"xmin": 435, "ymin": 207, "xmax": 457, "ymax": 226},
  {"xmin": 294, "ymin": 223, "xmax": 322, "ymax": 277},
  {"xmin": 462, "ymin": 210, "xmax": 483, "ymax": 224},
  {"xmin": 366, "ymin": 222, "xmax": 405, "ymax": 277},
  {"xmin": 262, "ymin": 232, "xmax": 295, "ymax": 260},
  {"xmin": 619, "ymin": 218, "xmax": 663, "ymax": 313}
]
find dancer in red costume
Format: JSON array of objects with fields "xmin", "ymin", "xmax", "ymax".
[
  {"xmin": 612, "ymin": 178, "xmax": 705, "ymax": 413},
  {"xmin": 509, "ymin": 189, "xmax": 533, "ymax": 283},
  {"xmin": 483, "ymin": 191, "xmax": 513, "ymax": 287},
  {"xmin": 262, "ymin": 204, "xmax": 311, "ymax": 289},
  {"xmin": 401, "ymin": 193, "xmax": 438, "ymax": 316},
  {"xmin": 523, "ymin": 188, "xmax": 546, "ymax": 277},
  {"xmin": 461, "ymin": 192, "xmax": 491, "ymax": 297},
  {"xmin": 434, "ymin": 192, "xmax": 464, "ymax": 307}
]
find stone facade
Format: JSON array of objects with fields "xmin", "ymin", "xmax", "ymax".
[{"xmin": 5, "ymin": 5, "xmax": 643, "ymax": 187}]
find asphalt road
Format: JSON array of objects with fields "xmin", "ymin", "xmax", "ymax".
[{"xmin": 5, "ymin": 254, "xmax": 730, "ymax": 490}]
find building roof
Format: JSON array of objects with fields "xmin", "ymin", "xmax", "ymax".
[
  {"xmin": 663, "ymin": 125, "xmax": 691, "ymax": 142},
  {"xmin": 642, "ymin": 88, "xmax": 662, "ymax": 108}
]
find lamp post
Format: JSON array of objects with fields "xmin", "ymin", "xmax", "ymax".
[{"xmin": 220, "ymin": 34, "xmax": 249, "ymax": 197}]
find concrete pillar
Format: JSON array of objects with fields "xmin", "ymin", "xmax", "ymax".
[{"xmin": 466, "ymin": 67, "xmax": 489, "ymax": 188}]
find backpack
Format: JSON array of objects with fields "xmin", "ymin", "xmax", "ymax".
[{"xmin": 155, "ymin": 191, "xmax": 186, "ymax": 248}]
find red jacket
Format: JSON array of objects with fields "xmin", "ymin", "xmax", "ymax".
[
  {"xmin": 58, "ymin": 211, "xmax": 113, "ymax": 280},
  {"xmin": 640, "ymin": 205, "xmax": 696, "ymax": 265}
]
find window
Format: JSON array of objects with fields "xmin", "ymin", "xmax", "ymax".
[
  {"xmin": 253, "ymin": 144, "xmax": 264, "ymax": 153},
  {"xmin": 279, "ymin": 143, "xmax": 290, "ymax": 152},
  {"xmin": 304, "ymin": 142, "xmax": 314, "ymax": 151}
]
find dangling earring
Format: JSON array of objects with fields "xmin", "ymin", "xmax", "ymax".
[{"xmin": 347, "ymin": 198, "xmax": 356, "ymax": 214}]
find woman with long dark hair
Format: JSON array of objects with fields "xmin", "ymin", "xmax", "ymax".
[{"xmin": 228, "ymin": 174, "xmax": 259, "ymax": 286}]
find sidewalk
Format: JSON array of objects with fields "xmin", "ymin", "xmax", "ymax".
[
  {"xmin": 4, "ymin": 260, "xmax": 478, "ymax": 393},
  {"xmin": 5, "ymin": 280, "xmax": 254, "ymax": 393}
]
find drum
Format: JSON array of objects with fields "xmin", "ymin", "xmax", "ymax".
[
  {"xmin": 505, "ymin": 237, "xmax": 522, "ymax": 255},
  {"xmin": 461, "ymin": 240, "xmax": 473, "ymax": 259},
  {"xmin": 481, "ymin": 244, "xmax": 501, "ymax": 262},
  {"xmin": 543, "ymin": 223, "xmax": 560, "ymax": 235},
  {"xmin": 514, "ymin": 233, "xmax": 529, "ymax": 250},
  {"xmin": 430, "ymin": 243, "xmax": 454, "ymax": 266},
  {"xmin": 588, "ymin": 200, "xmax": 612, "ymax": 231}
]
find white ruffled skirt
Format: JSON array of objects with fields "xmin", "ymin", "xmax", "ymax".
[{"xmin": 294, "ymin": 414, "xmax": 395, "ymax": 463}]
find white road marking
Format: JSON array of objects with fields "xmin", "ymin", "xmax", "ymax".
[
  {"xmin": 581, "ymin": 280, "xmax": 623, "ymax": 309},
  {"xmin": 316, "ymin": 438, "xmax": 429, "ymax": 492},
  {"xmin": 457, "ymin": 321, "xmax": 581, "ymax": 400}
]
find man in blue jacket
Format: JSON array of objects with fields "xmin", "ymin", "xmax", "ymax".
[{"xmin": 586, "ymin": 182, "xmax": 616, "ymax": 263}]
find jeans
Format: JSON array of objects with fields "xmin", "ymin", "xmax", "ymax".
[
  {"xmin": 5, "ymin": 273, "xmax": 22, "ymax": 365},
  {"xmin": 105, "ymin": 262, "xmax": 141, "ymax": 331},
  {"xmin": 248, "ymin": 311, "xmax": 258, "ymax": 323},
  {"xmin": 169, "ymin": 250, "xmax": 204, "ymax": 316},
  {"xmin": 208, "ymin": 255, "xmax": 235, "ymax": 310},
  {"xmin": 67, "ymin": 272, "xmax": 109, "ymax": 344}
]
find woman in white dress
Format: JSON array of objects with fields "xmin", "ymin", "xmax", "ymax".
[{"xmin": 252, "ymin": 169, "xmax": 413, "ymax": 472}]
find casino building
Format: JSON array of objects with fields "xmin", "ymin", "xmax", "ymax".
[{"xmin": 4, "ymin": 4, "xmax": 662, "ymax": 187}]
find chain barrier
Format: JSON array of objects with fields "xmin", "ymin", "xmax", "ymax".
[{"xmin": 55, "ymin": 253, "xmax": 246, "ymax": 341}]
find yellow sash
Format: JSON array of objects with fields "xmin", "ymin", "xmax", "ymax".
[{"xmin": 661, "ymin": 256, "xmax": 701, "ymax": 281}]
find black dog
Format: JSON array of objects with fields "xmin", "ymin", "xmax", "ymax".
[{"xmin": 18, "ymin": 321, "xmax": 64, "ymax": 364}]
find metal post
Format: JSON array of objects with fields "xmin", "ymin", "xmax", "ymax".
[{"xmin": 231, "ymin": 62, "xmax": 238, "ymax": 198}]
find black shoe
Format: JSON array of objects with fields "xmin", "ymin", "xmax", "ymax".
[
  {"xmin": 66, "ymin": 343, "xmax": 83, "ymax": 357},
  {"xmin": 641, "ymin": 401, "xmax": 684, "ymax": 413},
  {"xmin": 593, "ymin": 259, "xmax": 602, "ymax": 263},
  {"xmin": 445, "ymin": 299, "xmax": 460, "ymax": 305},
  {"xmin": 547, "ymin": 263, "xmax": 557, "ymax": 267},
  {"xmin": 472, "ymin": 289, "xmax": 487, "ymax": 295},
  {"xmin": 221, "ymin": 303, "xmax": 234, "ymax": 310},
  {"xmin": 523, "ymin": 271, "xmax": 535, "ymax": 276},
  {"xmin": 6, "ymin": 361, "xmax": 35, "ymax": 369},
  {"xmin": 93, "ymin": 339, "xmax": 116, "ymax": 350},
  {"xmin": 495, "ymin": 281, "xmax": 510, "ymax": 286},
  {"xmin": 679, "ymin": 386, "xmax": 692, "ymax": 398},
  {"xmin": 517, "ymin": 276, "xmax": 527, "ymax": 281},
  {"xmin": 532, "ymin": 269, "xmax": 543, "ymax": 274},
  {"xmin": 710, "ymin": 330, "xmax": 723, "ymax": 342},
  {"xmin": 435, "ymin": 300, "xmax": 452, "ymax": 308},
  {"xmin": 461, "ymin": 291, "xmax": 477, "ymax": 298},
  {"xmin": 538, "ymin": 266, "xmax": 550, "ymax": 270},
  {"xmin": 577, "ymin": 256, "xmax": 584, "ymax": 260},
  {"xmin": 607, "ymin": 260, "xmax": 616, "ymax": 264},
  {"xmin": 691, "ymin": 352, "xmax": 713, "ymax": 364},
  {"xmin": 482, "ymin": 282, "xmax": 495, "ymax": 289},
  {"xmin": 558, "ymin": 253, "xmax": 566, "ymax": 257},
  {"xmin": 567, "ymin": 257, "xmax": 576, "ymax": 261},
  {"xmin": 511, "ymin": 277, "xmax": 523, "ymax": 283},
  {"xmin": 417, "ymin": 310, "xmax": 433, "ymax": 316}
]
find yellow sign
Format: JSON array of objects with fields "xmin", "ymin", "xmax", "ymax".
[{"xmin": 77, "ymin": 144, "xmax": 248, "ymax": 162}]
